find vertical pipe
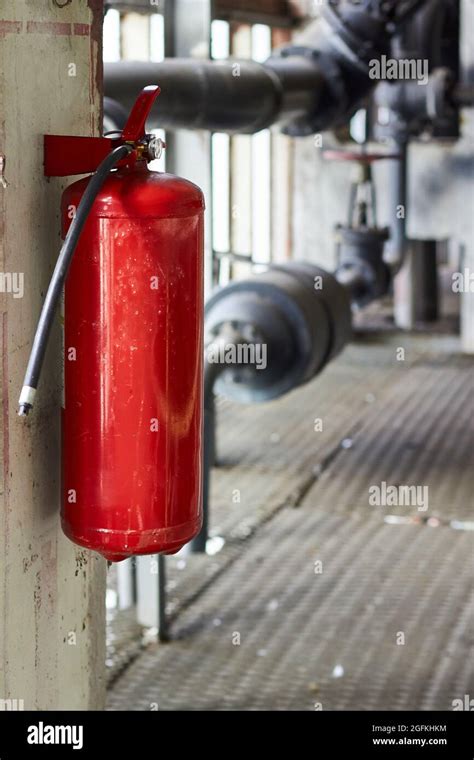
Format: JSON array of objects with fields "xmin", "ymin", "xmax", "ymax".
[
  {"xmin": 163, "ymin": 0, "xmax": 214, "ymax": 297},
  {"xmin": 391, "ymin": 141, "xmax": 416, "ymax": 329},
  {"xmin": 117, "ymin": 559, "xmax": 134, "ymax": 610},
  {"xmin": 412, "ymin": 240, "xmax": 440, "ymax": 322},
  {"xmin": 190, "ymin": 357, "xmax": 223, "ymax": 553},
  {"xmin": 158, "ymin": 554, "xmax": 168, "ymax": 642},
  {"xmin": 189, "ymin": 396, "xmax": 216, "ymax": 554},
  {"xmin": 388, "ymin": 140, "xmax": 408, "ymax": 268}
]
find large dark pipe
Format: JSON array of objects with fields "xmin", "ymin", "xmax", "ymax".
[
  {"xmin": 104, "ymin": 57, "xmax": 325, "ymax": 135},
  {"xmin": 190, "ymin": 264, "xmax": 352, "ymax": 553}
]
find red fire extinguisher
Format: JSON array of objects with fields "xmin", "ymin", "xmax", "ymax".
[{"xmin": 19, "ymin": 86, "xmax": 204, "ymax": 561}]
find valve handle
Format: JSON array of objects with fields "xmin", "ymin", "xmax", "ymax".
[{"xmin": 121, "ymin": 85, "xmax": 161, "ymax": 143}]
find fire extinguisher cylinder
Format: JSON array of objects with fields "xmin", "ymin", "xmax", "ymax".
[
  {"xmin": 61, "ymin": 165, "xmax": 205, "ymax": 562},
  {"xmin": 20, "ymin": 86, "xmax": 205, "ymax": 562}
]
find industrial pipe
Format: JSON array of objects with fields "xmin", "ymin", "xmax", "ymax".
[
  {"xmin": 105, "ymin": 57, "xmax": 325, "ymax": 135},
  {"xmin": 105, "ymin": 0, "xmax": 431, "ymax": 137},
  {"xmin": 204, "ymin": 263, "xmax": 352, "ymax": 404},
  {"xmin": 192, "ymin": 254, "xmax": 388, "ymax": 552}
]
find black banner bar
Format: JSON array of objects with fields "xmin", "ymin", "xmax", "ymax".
[{"xmin": 0, "ymin": 710, "xmax": 472, "ymax": 757}]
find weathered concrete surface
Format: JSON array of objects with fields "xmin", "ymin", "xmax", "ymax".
[{"xmin": 0, "ymin": 0, "xmax": 106, "ymax": 710}]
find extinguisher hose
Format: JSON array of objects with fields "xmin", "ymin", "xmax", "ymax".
[{"xmin": 18, "ymin": 143, "xmax": 133, "ymax": 416}]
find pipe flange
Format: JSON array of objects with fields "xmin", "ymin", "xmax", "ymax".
[
  {"xmin": 275, "ymin": 45, "xmax": 347, "ymax": 135},
  {"xmin": 426, "ymin": 67, "xmax": 456, "ymax": 121},
  {"xmin": 320, "ymin": 4, "xmax": 391, "ymax": 72}
]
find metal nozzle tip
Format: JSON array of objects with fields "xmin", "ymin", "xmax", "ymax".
[{"xmin": 18, "ymin": 403, "xmax": 32, "ymax": 417}]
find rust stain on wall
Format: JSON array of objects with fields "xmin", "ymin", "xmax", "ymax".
[
  {"xmin": 0, "ymin": 20, "xmax": 22, "ymax": 36},
  {"xmin": 26, "ymin": 21, "xmax": 71, "ymax": 35}
]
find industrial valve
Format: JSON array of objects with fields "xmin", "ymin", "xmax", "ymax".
[
  {"xmin": 323, "ymin": 149, "xmax": 397, "ymax": 308},
  {"xmin": 19, "ymin": 86, "xmax": 205, "ymax": 561}
]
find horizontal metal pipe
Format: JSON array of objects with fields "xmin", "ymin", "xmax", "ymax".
[{"xmin": 105, "ymin": 57, "xmax": 324, "ymax": 134}]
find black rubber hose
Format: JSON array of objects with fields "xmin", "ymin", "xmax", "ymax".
[{"xmin": 18, "ymin": 143, "xmax": 133, "ymax": 416}]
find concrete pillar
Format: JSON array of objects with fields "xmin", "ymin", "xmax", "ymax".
[{"xmin": 0, "ymin": 0, "xmax": 106, "ymax": 710}]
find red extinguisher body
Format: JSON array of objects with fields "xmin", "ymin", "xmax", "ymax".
[{"xmin": 61, "ymin": 164, "xmax": 204, "ymax": 561}]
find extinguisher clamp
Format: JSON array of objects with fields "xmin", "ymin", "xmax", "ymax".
[{"xmin": 18, "ymin": 86, "xmax": 162, "ymax": 416}]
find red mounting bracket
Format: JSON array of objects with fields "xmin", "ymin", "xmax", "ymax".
[{"xmin": 44, "ymin": 85, "xmax": 161, "ymax": 178}]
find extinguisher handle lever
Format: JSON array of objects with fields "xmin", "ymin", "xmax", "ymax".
[{"xmin": 121, "ymin": 85, "xmax": 161, "ymax": 143}]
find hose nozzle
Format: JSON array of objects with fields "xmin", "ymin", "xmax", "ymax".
[{"xmin": 18, "ymin": 386, "xmax": 36, "ymax": 416}]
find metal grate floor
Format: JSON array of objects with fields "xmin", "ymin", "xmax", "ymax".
[{"xmin": 107, "ymin": 306, "xmax": 474, "ymax": 710}]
